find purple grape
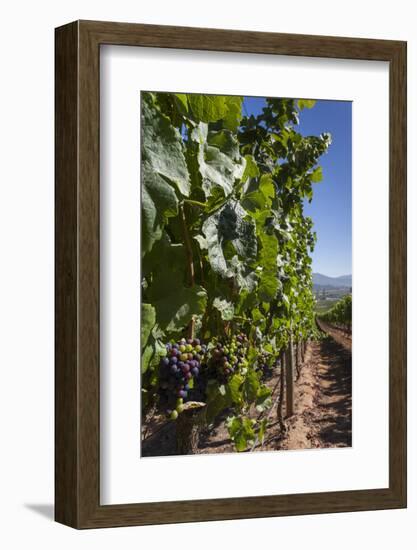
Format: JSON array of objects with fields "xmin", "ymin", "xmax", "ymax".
[
  {"xmin": 170, "ymin": 364, "xmax": 178, "ymax": 374},
  {"xmin": 170, "ymin": 356, "xmax": 178, "ymax": 364},
  {"xmin": 161, "ymin": 357, "xmax": 169, "ymax": 366},
  {"xmin": 191, "ymin": 367, "xmax": 199, "ymax": 376}
]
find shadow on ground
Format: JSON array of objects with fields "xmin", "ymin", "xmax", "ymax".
[{"xmin": 316, "ymin": 335, "xmax": 352, "ymax": 447}]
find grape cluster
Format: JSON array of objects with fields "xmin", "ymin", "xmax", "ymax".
[
  {"xmin": 208, "ymin": 333, "xmax": 249, "ymax": 382},
  {"xmin": 256, "ymin": 351, "xmax": 274, "ymax": 379},
  {"xmin": 159, "ymin": 338, "xmax": 207, "ymax": 420}
]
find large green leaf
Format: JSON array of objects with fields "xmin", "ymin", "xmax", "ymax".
[
  {"xmin": 141, "ymin": 344, "xmax": 154, "ymax": 374},
  {"xmin": 243, "ymin": 369, "xmax": 259, "ymax": 403},
  {"xmin": 159, "ymin": 286, "xmax": 207, "ymax": 333},
  {"xmin": 226, "ymin": 374, "xmax": 244, "ymax": 405},
  {"xmin": 141, "ymin": 163, "xmax": 178, "ymax": 255},
  {"xmin": 223, "ymin": 96, "xmax": 243, "ymax": 132},
  {"xmin": 191, "ymin": 123, "xmax": 245, "ymax": 198},
  {"xmin": 187, "ymin": 94, "xmax": 228, "ymax": 123},
  {"xmin": 187, "ymin": 94, "xmax": 243, "ymax": 130},
  {"xmin": 242, "ymin": 154, "xmax": 260, "ymax": 182},
  {"xmin": 207, "ymin": 129, "xmax": 241, "ymax": 161},
  {"xmin": 202, "ymin": 201, "xmax": 258, "ymax": 279},
  {"xmin": 141, "ymin": 303, "xmax": 156, "ymax": 350},
  {"xmin": 145, "ymin": 236, "xmax": 207, "ymax": 333},
  {"xmin": 257, "ymin": 230, "xmax": 279, "ymax": 302},
  {"xmin": 142, "ymin": 95, "xmax": 190, "ymax": 196},
  {"xmin": 151, "ymin": 276, "xmax": 207, "ymax": 333}
]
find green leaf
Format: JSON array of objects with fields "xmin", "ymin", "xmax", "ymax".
[
  {"xmin": 141, "ymin": 344, "xmax": 154, "ymax": 374},
  {"xmin": 257, "ymin": 418, "xmax": 268, "ymax": 443},
  {"xmin": 255, "ymin": 385, "xmax": 272, "ymax": 412},
  {"xmin": 223, "ymin": 96, "xmax": 243, "ymax": 131},
  {"xmin": 226, "ymin": 416, "xmax": 256, "ymax": 452},
  {"xmin": 207, "ymin": 130, "xmax": 241, "ymax": 161},
  {"xmin": 259, "ymin": 174, "xmax": 275, "ymax": 205},
  {"xmin": 142, "ymin": 94, "xmax": 190, "ymax": 196},
  {"xmin": 311, "ymin": 166, "xmax": 323, "ymax": 182},
  {"xmin": 205, "ymin": 381, "xmax": 229, "ymax": 423},
  {"xmin": 298, "ymin": 99, "xmax": 316, "ymax": 110},
  {"xmin": 226, "ymin": 374, "xmax": 244, "ymax": 405},
  {"xmin": 174, "ymin": 93, "xmax": 188, "ymax": 112},
  {"xmin": 213, "ymin": 297, "xmax": 235, "ymax": 321},
  {"xmin": 142, "ymin": 163, "xmax": 178, "ymax": 255},
  {"xmin": 192, "ymin": 123, "xmax": 245, "ymax": 198},
  {"xmin": 141, "ymin": 303, "xmax": 156, "ymax": 350},
  {"xmin": 146, "ymin": 239, "xmax": 208, "ymax": 335},
  {"xmin": 187, "ymin": 94, "xmax": 228, "ymax": 123},
  {"xmin": 152, "ymin": 283, "xmax": 208, "ymax": 333},
  {"xmin": 202, "ymin": 201, "xmax": 258, "ymax": 280},
  {"xmin": 242, "ymin": 155, "xmax": 260, "ymax": 181},
  {"xmin": 243, "ymin": 369, "xmax": 259, "ymax": 403},
  {"xmin": 257, "ymin": 229, "xmax": 279, "ymax": 302}
]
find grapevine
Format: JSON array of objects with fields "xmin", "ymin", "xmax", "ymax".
[
  {"xmin": 141, "ymin": 91, "xmax": 331, "ymax": 452},
  {"xmin": 317, "ymin": 294, "xmax": 352, "ymax": 334}
]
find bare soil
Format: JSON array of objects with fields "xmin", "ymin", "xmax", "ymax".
[{"xmin": 142, "ymin": 322, "xmax": 352, "ymax": 456}]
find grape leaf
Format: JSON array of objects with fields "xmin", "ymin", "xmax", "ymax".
[
  {"xmin": 202, "ymin": 201, "xmax": 257, "ymax": 280},
  {"xmin": 243, "ymin": 368, "xmax": 259, "ymax": 402},
  {"xmin": 191, "ymin": 123, "xmax": 245, "ymax": 198},
  {"xmin": 298, "ymin": 99, "xmax": 316, "ymax": 110},
  {"xmin": 141, "ymin": 303, "xmax": 156, "ymax": 350},
  {"xmin": 142, "ymin": 94, "xmax": 190, "ymax": 196},
  {"xmin": 151, "ymin": 276, "xmax": 208, "ymax": 333},
  {"xmin": 311, "ymin": 166, "xmax": 323, "ymax": 182},
  {"xmin": 223, "ymin": 96, "xmax": 243, "ymax": 132},
  {"xmin": 213, "ymin": 297, "xmax": 235, "ymax": 321},
  {"xmin": 142, "ymin": 163, "xmax": 178, "ymax": 255},
  {"xmin": 187, "ymin": 94, "xmax": 228, "ymax": 123},
  {"xmin": 242, "ymin": 154, "xmax": 260, "ymax": 181}
]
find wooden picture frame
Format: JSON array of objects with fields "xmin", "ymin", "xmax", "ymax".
[{"xmin": 55, "ymin": 20, "xmax": 407, "ymax": 528}]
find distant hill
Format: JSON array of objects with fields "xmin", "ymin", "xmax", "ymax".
[{"xmin": 313, "ymin": 273, "xmax": 352, "ymax": 288}]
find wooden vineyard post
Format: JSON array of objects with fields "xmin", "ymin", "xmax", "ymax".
[
  {"xmin": 277, "ymin": 350, "xmax": 286, "ymax": 432},
  {"xmin": 176, "ymin": 402, "xmax": 206, "ymax": 454},
  {"xmin": 286, "ymin": 334, "xmax": 294, "ymax": 417},
  {"xmin": 295, "ymin": 340, "xmax": 302, "ymax": 379}
]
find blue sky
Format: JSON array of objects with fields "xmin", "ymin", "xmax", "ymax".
[{"xmin": 243, "ymin": 97, "xmax": 352, "ymax": 277}]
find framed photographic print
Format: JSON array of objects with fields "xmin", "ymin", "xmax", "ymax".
[{"xmin": 55, "ymin": 20, "xmax": 406, "ymax": 528}]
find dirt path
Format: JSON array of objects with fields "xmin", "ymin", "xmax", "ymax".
[{"xmin": 279, "ymin": 321, "xmax": 352, "ymax": 450}]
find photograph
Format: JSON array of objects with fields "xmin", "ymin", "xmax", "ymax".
[{"xmin": 140, "ymin": 91, "xmax": 352, "ymax": 456}]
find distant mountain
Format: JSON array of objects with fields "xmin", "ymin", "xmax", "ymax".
[{"xmin": 313, "ymin": 273, "xmax": 352, "ymax": 288}]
